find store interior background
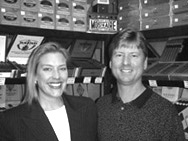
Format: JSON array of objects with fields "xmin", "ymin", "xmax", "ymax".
[{"xmin": 0, "ymin": 0, "xmax": 188, "ymax": 139}]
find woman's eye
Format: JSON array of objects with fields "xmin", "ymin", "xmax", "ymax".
[{"xmin": 115, "ymin": 54, "xmax": 122, "ymax": 57}]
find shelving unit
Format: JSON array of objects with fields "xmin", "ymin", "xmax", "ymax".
[
  {"xmin": 141, "ymin": 25, "xmax": 188, "ymax": 88},
  {"xmin": 0, "ymin": 25, "xmax": 113, "ymax": 86}
]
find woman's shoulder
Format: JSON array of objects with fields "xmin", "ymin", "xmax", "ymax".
[{"xmin": 63, "ymin": 93, "xmax": 96, "ymax": 107}]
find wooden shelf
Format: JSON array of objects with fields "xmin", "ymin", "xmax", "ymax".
[
  {"xmin": 142, "ymin": 25, "xmax": 188, "ymax": 39},
  {"xmin": 2, "ymin": 77, "xmax": 104, "ymax": 85},
  {"xmin": 143, "ymin": 79, "xmax": 185, "ymax": 88},
  {"xmin": 0, "ymin": 24, "xmax": 111, "ymax": 41}
]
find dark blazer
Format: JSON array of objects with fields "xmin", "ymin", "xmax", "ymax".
[{"xmin": 0, "ymin": 94, "xmax": 97, "ymax": 141}]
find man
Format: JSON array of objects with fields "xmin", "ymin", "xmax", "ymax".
[{"xmin": 96, "ymin": 28, "xmax": 185, "ymax": 141}]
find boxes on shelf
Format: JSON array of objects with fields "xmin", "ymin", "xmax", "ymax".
[
  {"xmin": 69, "ymin": 39, "xmax": 106, "ymax": 77},
  {"xmin": 118, "ymin": 0, "xmax": 140, "ymax": 13},
  {"xmin": 0, "ymin": 0, "xmax": 20, "ymax": 9},
  {"xmin": 72, "ymin": 15, "xmax": 86, "ymax": 32},
  {"xmin": 38, "ymin": 12, "xmax": 55, "ymax": 29},
  {"xmin": 87, "ymin": 13, "xmax": 117, "ymax": 33},
  {"xmin": 0, "ymin": 85, "xmax": 6, "ymax": 108},
  {"xmin": 92, "ymin": 0, "xmax": 109, "ymax": 14},
  {"xmin": 140, "ymin": 3, "xmax": 170, "ymax": 19},
  {"xmin": 140, "ymin": 0, "xmax": 170, "ymax": 8},
  {"xmin": 0, "ymin": 35, "xmax": 6, "ymax": 62},
  {"xmin": 118, "ymin": 0, "xmax": 140, "ymax": 12},
  {"xmin": 55, "ymin": 0, "xmax": 72, "ymax": 15},
  {"xmin": 20, "ymin": 11, "xmax": 39, "ymax": 28},
  {"xmin": 38, "ymin": 0, "xmax": 55, "ymax": 14},
  {"xmin": 0, "ymin": 84, "xmax": 23, "ymax": 109},
  {"xmin": 72, "ymin": 1, "xmax": 87, "ymax": 17},
  {"xmin": 6, "ymin": 34, "xmax": 44, "ymax": 77},
  {"xmin": 55, "ymin": 14, "xmax": 72, "ymax": 31},
  {"xmin": 172, "ymin": 12, "xmax": 188, "ymax": 27},
  {"xmin": 0, "ymin": 7, "xmax": 21, "ymax": 26},
  {"xmin": 118, "ymin": 9, "xmax": 140, "ymax": 31},
  {"xmin": 161, "ymin": 86, "xmax": 183, "ymax": 103},
  {"xmin": 21, "ymin": 0, "xmax": 39, "ymax": 12},
  {"xmin": 172, "ymin": 0, "xmax": 188, "ymax": 14},
  {"xmin": 118, "ymin": 19, "xmax": 140, "ymax": 31},
  {"xmin": 170, "ymin": 63, "xmax": 188, "ymax": 81},
  {"xmin": 140, "ymin": 15, "xmax": 171, "ymax": 31}
]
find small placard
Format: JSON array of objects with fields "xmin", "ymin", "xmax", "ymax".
[
  {"xmin": 0, "ymin": 35, "xmax": 6, "ymax": 62},
  {"xmin": 83, "ymin": 77, "xmax": 91, "ymax": 83},
  {"xmin": 0, "ymin": 78, "xmax": 6, "ymax": 85},
  {"xmin": 149, "ymin": 80, "xmax": 158, "ymax": 87},
  {"xmin": 7, "ymin": 35, "xmax": 44, "ymax": 64},
  {"xmin": 184, "ymin": 81, "xmax": 188, "ymax": 88},
  {"xmin": 89, "ymin": 18, "xmax": 117, "ymax": 32},
  {"xmin": 70, "ymin": 39, "xmax": 97, "ymax": 59},
  {"xmin": 95, "ymin": 77, "xmax": 102, "ymax": 83},
  {"xmin": 67, "ymin": 77, "xmax": 75, "ymax": 84}
]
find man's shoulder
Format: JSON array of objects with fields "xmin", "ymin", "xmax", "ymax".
[{"xmin": 96, "ymin": 94, "xmax": 112, "ymax": 106}]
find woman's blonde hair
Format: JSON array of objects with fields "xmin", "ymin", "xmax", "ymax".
[{"xmin": 22, "ymin": 42, "xmax": 70, "ymax": 104}]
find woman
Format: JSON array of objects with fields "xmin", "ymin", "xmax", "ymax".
[{"xmin": 0, "ymin": 42, "xmax": 97, "ymax": 141}]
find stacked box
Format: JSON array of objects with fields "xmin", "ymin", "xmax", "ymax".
[
  {"xmin": 117, "ymin": 0, "xmax": 140, "ymax": 31},
  {"xmin": 38, "ymin": 0, "xmax": 55, "ymax": 14},
  {"xmin": 172, "ymin": 12, "xmax": 188, "ymax": 27},
  {"xmin": 171, "ymin": 0, "xmax": 188, "ymax": 27},
  {"xmin": 72, "ymin": 1, "xmax": 87, "ymax": 17},
  {"xmin": 56, "ymin": 14, "xmax": 72, "ymax": 30},
  {"xmin": 172, "ymin": 0, "xmax": 188, "ymax": 14},
  {"xmin": 20, "ymin": 10, "xmax": 39, "ymax": 27},
  {"xmin": 140, "ymin": 1, "xmax": 171, "ymax": 31},
  {"xmin": 0, "ymin": 85, "xmax": 6, "ymax": 108},
  {"xmin": 55, "ymin": 0, "xmax": 72, "ymax": 30},
  {"xmin": 140, "ymin": 3, "xmax": 170, "ymax": 19},
  {"xmin": 21, "ymin": 0, "xmax": 39, "ymax": 12},
  {"xmin": 140, "ymin": 0, "xmax": 170, "ymax": 8},
  {"xmin": 140, "ymin": 15, "xmax": 171, "ymax": 30},
  {"xmin": 118, "ymin": 9, "xmax": 140, "ymax": 31},
  {"xmin": 72, "ymin": 16, "xmax": 86, "ymax": 32},
  {"xmin": 55, "ymin": 0, "xmax": 72, "ymax": 15},
  {"xmin": 72, "ymin": 1, "xmax": 87, "ymax": 32},
  {"xmin": 0, "ymin": 7, "xmax": 21, "ymax": 26},
  {"xmin": 38, "ymin": 12, "xmax": 55, "ymax": 29},
  {"xmin": 0, "ymin": 0, "xmax": 20, "ymax": 9}
]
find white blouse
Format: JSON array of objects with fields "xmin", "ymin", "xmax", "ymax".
[{"xmin": 45, "ymin": 105, "xmax": 71, "ymax": 141}]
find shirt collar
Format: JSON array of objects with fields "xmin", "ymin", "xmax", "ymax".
[{"xmin": 112, "ymin": 86, "xmax": 153, "ymax": 108}]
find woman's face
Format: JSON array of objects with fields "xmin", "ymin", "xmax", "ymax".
[{"xmin": 36, "ymin": 52, "xmax": 68, "ymax": 102}]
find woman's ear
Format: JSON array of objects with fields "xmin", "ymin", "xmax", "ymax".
[
  {"xmin": 144, "ymin": 57, "xmax": 148, "ymax": 70},
  {"xmin": 109, "ymin": 61, "xmax": 112, "ymax": 69}
]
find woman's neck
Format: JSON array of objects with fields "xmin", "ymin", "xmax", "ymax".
[{"xmin": 39, "ymin": 97, "xmax": 64, "ymax": 111}]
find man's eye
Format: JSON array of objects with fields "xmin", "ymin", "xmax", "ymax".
[
  {"xmin": 60, "ymin": 67, "xmax": 67, "ymax": 71},
  {"xmin": 132, "ymin": 54, "xmax": 139, "ymax": 57},
  {"xmin": 43, "ymin": 68, "xmax": 51, "ymax": 71}
]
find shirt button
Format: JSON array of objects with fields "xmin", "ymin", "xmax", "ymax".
[{"xmin": 121, "ymin": 107, "xmax": 124, "ymax": 110}]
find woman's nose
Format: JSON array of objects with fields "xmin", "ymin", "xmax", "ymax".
[{"xmin": 53, "ymin": 70, "xmax": 60, "ymax": 79}]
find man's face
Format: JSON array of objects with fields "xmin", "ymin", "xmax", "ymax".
[{"xmin": 110, "ymin": 42, "xmax": 147, "ymax": 86}]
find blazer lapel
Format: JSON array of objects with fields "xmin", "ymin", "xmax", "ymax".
[
  {"xmin": 63, "ymin": 94, "xmax": 87, "ymax": 141},
  {"xmin": 21, "ymin": 101, "xmax": 58, "ymax": 141}
]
